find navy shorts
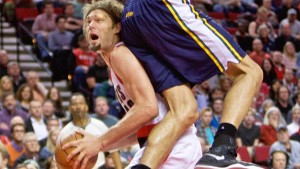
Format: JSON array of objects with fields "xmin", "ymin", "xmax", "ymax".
[{"xmin": 121, "ymin": 0, "xmax": 246, "ymax": 93}]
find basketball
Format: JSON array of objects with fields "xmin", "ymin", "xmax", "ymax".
[{"xmin": 55, "ymin": 131, "xmax": 98, "ymax": 169}]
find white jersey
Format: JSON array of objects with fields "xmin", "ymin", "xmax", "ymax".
[
  {"xmin": 110, "ymin": 63, "xmax": 202, "ymax": 169},
  {"xmin": 57, "ymin": 118, "xmax": 108, "ymax": 168}
]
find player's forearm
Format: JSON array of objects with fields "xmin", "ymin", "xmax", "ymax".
[
  {"xmin": 99, "ymin": 105, "xmax": 156, "ymax": 151},
  {"xmin": 104, "ymin": 133, "xmax": 137, "ymax": 151}
]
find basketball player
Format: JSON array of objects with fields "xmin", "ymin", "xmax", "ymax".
[
  {"xmin": 63, "ymin": 1, "xmax": 201, "ymax": 169},
  {"xmin": 121, "ymin": 1, "xmax": 263, "ymax": 169},
  {"xmin": 58, "ymin": 93, "xmax": 122, "ymax": 168}
]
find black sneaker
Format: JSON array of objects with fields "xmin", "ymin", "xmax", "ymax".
[{"xmin": 195, "ymin": 145, "xmax": 264, "ymax": 169}]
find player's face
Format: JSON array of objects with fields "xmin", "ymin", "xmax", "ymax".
[{"xmin": 85, "ymin": 9, "xmax": 120, "ymax": 52}]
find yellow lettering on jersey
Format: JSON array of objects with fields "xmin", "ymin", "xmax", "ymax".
[{"xmin": 126, "ymin": 12, "xmax": 134, "ymax": 18}]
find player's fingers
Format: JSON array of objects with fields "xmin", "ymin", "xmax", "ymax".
[
  {"xmin": 62, "ymin": 138, "xmax": 81, "ymax": 150},
  {"xmin": 80, "ymin": 156, "xmax": 90, "ymax": 169},
  {"xmin": 66, "ymin": 144, "xmax": 82, "ymax": 162},
  {"xmin": 73, "ymin": 151, "xmax": 86, "ymax": 169}
]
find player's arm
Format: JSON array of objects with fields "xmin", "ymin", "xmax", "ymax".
[
  {"xmin": 64, "ymin": 46, "xmax": 158, "ymax": 169},
  {"xmin": 100, "ymin": 45, "xmax": 158, "ymax": 149}
]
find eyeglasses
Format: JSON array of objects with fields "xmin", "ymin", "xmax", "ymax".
[{"xmin": 13, "ymin": 130, "xmax": 25, "ymax": 133}]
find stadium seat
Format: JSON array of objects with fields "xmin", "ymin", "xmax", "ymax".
[
  {"xmin": 54, "ymin": 7, "xmax": 64, "ymax": 15},
  {"xmin": 226, "ymin": 27, "xmax": 238, "ymax": 35},
  {"xmin": 208, "ymin": 12, "xmax": 226, "ymax": 20},
  {"xmin": 15, "ymin": 7, "xmax": 38, "ymax": 22},
  {"xmin": 238, "ymin": 146, "xmax": 252, "ymax": 162},
  {"xmin": 254, "ymin": 146, "xmax": 270, "ymax": 167}
]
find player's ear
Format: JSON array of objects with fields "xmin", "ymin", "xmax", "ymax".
[{"xmin": 114, "ymin": 22, "xmax": 121, "ymax": 34}]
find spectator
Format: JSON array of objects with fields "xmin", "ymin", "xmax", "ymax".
[
  {"xmin": 258, "ymin": 98, "xmax": 275, "ymax": 120},
  {"xmin": 257, "ymin": 24, "xmax": 275, "ymax": 53},
  {"xmin": 90, "ymin": 97, "xmax": 119, "ymax": 128},
  {"xmin": 23, "ymin": 159, "xmax": 40, "ymax": 169},
  {"xmin": 260, "ymin": 106, "xmax": 286, "ymax": 146},
  {"xmin": 7, "ymin": 62, "xmax": 26, "ymax": 93},
  {"xmin": 273, "ymin": 22, "xmax": 299, "ymax": 51},
  {"xmin": 0, "ymin": 76, "xmax": 14, "ymax": 99},
  {"xmin": 282, "ymin": 42, "xmax": 298, "ymax": 71},
  {"xmin": 93, "ymin": 78, "xmax": 116, "ymax": 105},
  {"xmin": 42, "ymin": 100, "xmax": 63, "ymax": 128},
  {"xmin": 262, "ymin": 0, "xmax": 278, "ymax": 27},
  {"xmin": 26, "ymin": 71, "xmax": 48, "ymax": 102},
  {"xmin": 234, "ymin": 19, "xmax": 254, "ymax": 53},
  {"xmin": 208, "ymin": 86, "xmax": 225, "ymax": 104},
  {"xmin": 270, "ymin": 125, "xmax": 300, "ymax": 169},
  {"xmin": 268, "ymin": 150, "xmax": 289, "ymax": 169},
  {"xmin": 249, "ymin": 7, "xmax": 275, "ymax": 38},
  {"xmin": 0, "ymin": 50, "xmax": 8, "ymax": 79},
  {"xmin": 25, "ymin": 101, "xmax": 48, "ymax": 148},
  {"xmin": 15, "ymin": 84, "xmax": 34, "ymax": 113},
  {"xmin": 275, "ymin": 85, "xmax": 293, "ymax": 123},
  {"xmin": 39, "ymin": 128, "xmax": 60, "ymax": 162},
  {"xmin": 31, "ymin": 1, "xmax": 57, "ymax": 60},
  {"xmin": 46, "ymin": 87, "xmax": 63, "ymax": 116},
  {"xmin": 271, "ymin": 51, "xmax": 285, "ymax": 81},
  {"xmin": 218, "ymin": 75, "xmax": 232, "ymax": 94},
  {"xmin": 269, "ymin": 79, "xmax": 282, "ymax": 101},
  {"xmin": 72, "ymin": 34, "xmax": 97, "ymax": 93},
  {"xmin": 276, "ymin": 0, "xmax": 298, "ymax": 25},
  {"xmin": 249, "ymin": 38, "xmax": 272, "ymax": 67},
  {"xmin": 5, "ymin": 123, "xmax": 25, "ymax": 168},
  {"xmin": 193, "ymin": 80, "xmax": 210, "ymax": 112},
  {"xmin": 14, "ymin": 132, "xmax": 41, "ymax": 167},
  {"xmin": 196, "ymin": 107, "xmax": 217, "ymax": 147},
  {"xmin": 281, "ymin": 68, "xmax": 297, "ymax": 94},
  {"xmin": 0, "ymin": 93, "xmax": 28, "ymax": 137},
  {"xmin": 279, "ymin": 9, "xmax": 300, "ymax": 40},
  {"xmin": 210, "ymin": 97, "xmax": 223, "ymax": 128},
  {"xmin": 287, "ymin": 105, "xmax": 300, "ymax": 136},
  {"xmin": 262, "ymin": 58, "xmax": 278, "ymax": 86},
  {"xmin": 64, "ymin": 3, "xmax": 83, "ymax": 32},
  {"xmin": 48, "ymin": 15, "xmax": 74, "ymax": 52},
  {"xmin": 0, "ymin": 144, "xmax": 9, "ymax": 169},
  {"xmin": 290, "ymin": 128, "xmax": 300, "ymax": 142},
  {"xmin": 236, "ymin": 108, "xmax": 260, "ymax": 158}
]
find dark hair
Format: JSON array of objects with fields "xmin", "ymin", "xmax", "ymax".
[
  {"xmin": 55, "ymin": 15, "xmax": 66, "ymax": 23},
  {"xmin": 16, "ymin": 84, "xmax": 33, "ymax": 102},
  {"xmin": 10, "ymin": 123, "xmax": 25, "ymax": 133}
]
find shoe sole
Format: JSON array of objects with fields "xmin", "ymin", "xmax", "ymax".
[{"xmin": 194, "ymin": 164, "xmax": 265, "ymax": 169}]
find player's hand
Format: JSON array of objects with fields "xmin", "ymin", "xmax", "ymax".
[{"xmin": 62, "ymin": 130, "xmax": 103, "ymax": 169}]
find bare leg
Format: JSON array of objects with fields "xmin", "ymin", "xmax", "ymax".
[
  {"xmin": 139, "ymin": 84, "xmax": 199, "ymax": 169},
  {"xmin": 221, "ymin": 56, "xmax": 262, "ymax": 128}
]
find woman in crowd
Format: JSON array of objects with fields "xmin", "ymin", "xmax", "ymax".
[{"xmin": 15, "ymin": 84, "xmax": 33, "ymax": 113}]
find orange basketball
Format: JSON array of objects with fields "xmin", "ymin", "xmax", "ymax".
[{"xmin": 55, "ymin": 132, "xmax": 98, "ymax": 169}]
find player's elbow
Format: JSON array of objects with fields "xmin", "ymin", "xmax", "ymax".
[{"xmin": 143, "ymin": 103, "xmax": 159, "ymax": 121}]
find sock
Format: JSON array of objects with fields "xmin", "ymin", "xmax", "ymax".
[
  {"xmin": 212, "ymin": 123, "xmax": 237, "ymax": 147},
  {"xmin": 131, "ymin": 164, "xmax": 151, "ymax": 169}
]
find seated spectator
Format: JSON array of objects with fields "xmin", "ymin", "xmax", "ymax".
[
  {"xmin": 290, "ymin": 127, "xmax": 300, "ymax": 142},
  {"xmin": 0, "ymin": 50, "xmax": 8, "ymax": 79},
  {"xmin": 42, "ymin": 100, "xmax": 63, "ymax": 127},
  {"xmin": 218, "ymin": 74, "xmax": 232, "ymax": 95},
  {"xmin": 0, "ymin": 76, "xmax": 14, "ymax": 99},
  {"xmin": 25, "ymin": 101, "xmax": 48, "ymax": 148},
  {"xmin": 249, "ymin": 38, "xmax": 271, "ymax": 67},
  {"xmin": 271, "ymin": 51, "xmax": 285, "ymax": 81},
  {"xmin": 248, "ymin": 7, "xmax": 275, "ymax": 38},
  {"xmin": 39, "ymin": 128, "xmax": 60, "ymax": 163},
  {"xmin": 23, "ymin": 159, "xmax": 40, "ymax": 169},
  {"xmin": 234, "ymin": 19, "xmax": 253, "ymax": 54},
  {"xmin": 15, "ymin": 84, "xmax": 33, "ymax": 113},
  {"xmin": 0, "ymin": 144, "xmax": 9, "ymax": 169},
  {"xmin": 275, "ymin": 0, "xmax": 297, "ymax": 22},
  {"xmin": 213, "ymin": 0, "xmax": 244, "ymax": 13},
  {"xmin": 208, "ymin": 86, "xmax": 225, "ymax": 104},
  {"xmin": 196, "ymin": 107, "xmax": 217, "ymax": 147},
  {"xmin": 3, "ymin": 0, "xmax": 35, "ymax": 23},
  {"xmin": 257, "ymin": 24, "xmax": 275, "ymax": 53},
  {"xmin": 7, "ymin": 62, "xmax": 26, "ymax": 93},
  {"xmin": 287, "ymin": 105, "xmax": 300, "ymax": 136},
  {"xmin": 14, "ymin": 132, "xmax": 41, "ymax": 167},
  {"xmin": 64, "ymin": 3, "xmax": 83, "ymax": 32},
  {"xmin": 5, "ymin": 123, "xmax": 25, "ymax": 168},
  {"xmin": 73, "ymin": 0, "xmax": 85, "ymax": 19},
  {"xmin": 72, "ymin": 34, "xmax": 97, "ymax": 93},
  {"xmin": 0, "ymin": 93, "xmax": 28, "ymax": 137},
  {"xmin": 236, "ymin": 108, "xmax": 260, "ymax": 157},
  {"xmin": 273, "ymin": 22, "xmax": 299, "ymax": 52},
  {"xmin": 46, "ymin": 87, "xmax": 63, "ymax": 115},
  {"xmin": 270, "ymin": 125, "xmax": 300, "ymax": 169},
  {"xmin": 93, "ymin": 79, "xmax": 116, "ymax": 105},
  {"xmin": 282, "ymin": 42, "xmax": 298, "ymax": 71},
  {"xmin": 26, "ymin": 71, "xmax": 48, "ymax": 102},
  {"xmin": 210, "ymin": 97, "xmax": 223, "ymax": 128},
  {"xmin": 279, "ymin": 8, "xmax": 300, "ymax": 40},
  {"xmin": 90, "ymin": 97, "xmax": 119, "ymax": 128},
  {"xmin": 268, "ymin": 150, "xmax": 289, "ymax": 169},
  {"xmin": 193, "ymin": 80, "xmax": 210, "ymax": 112},
  {"xmin": 275, "ymin": 85, "xmax": 294, "ymax": 123},
  {"xmin": 260, "ymin": 106, "xmax": 286, "ymax": 146},
  {"xmin": 48, "ymin": 15, "xmax": 74, "ymax": 52},
  {"xmin": 262, "ymin": 58, "xmax": 278, "ymax": 86},
  {"xmin": 31, "ymin": 1, "xmax": 57, "ymax": 60}
]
